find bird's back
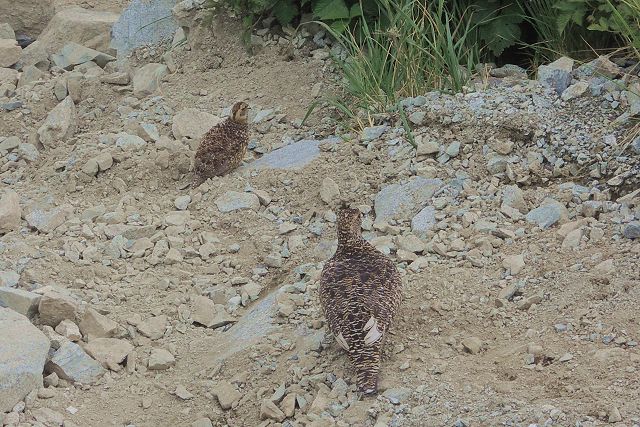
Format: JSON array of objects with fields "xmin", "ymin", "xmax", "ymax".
[
  {"xmin": 319, "ymin": 240, "xmax": 401, "ymax": 393},
  {"xmin": 193, "ymin": 119, "xmax": 248, "ymax": 186}
]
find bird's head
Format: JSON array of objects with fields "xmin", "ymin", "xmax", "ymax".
[
  {"xmin": 337, "ymin": 204, "xmax": 363, "ymax": 241},
  {"xmin": 231, "ymin": 101, "xmax": 249, "ymax": 124}
]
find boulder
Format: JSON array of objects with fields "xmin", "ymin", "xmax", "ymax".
[
  {"xmin": 245, "ymin": 138, "xmax": 338, "ymax": 171},
  {"xmin": 215, "ymin": 191, "xmax": 260, "ymax": 213},
  {"xmin": 132, "ymin": 63, "xmax": 168, "ymax": 98},
  {"xmin": 191, "ymin": 296, "xmax": 234, "ymax": 329},
  {"xmin": 0, "ymin": 23, "xmax": 15, "ymax": 40},
  {"xmin": 374, "ymin": 177, "xmax": 443, "ymax": 222},
  {"xmin": 36, "ymin": 7, "xmax": 119, "ymax": 56},
  {"xmin": 0, "ymin": 308, "xmax": 50, "ymax": 412},
  {"xmin": 171, "ymin": 108, "xmax": 220, "ymax": 140},
  {"xmin": 46, "ymin": 341, "xmax": 105, "ymax": 384},
  {"xmin": 110, "ymin": 0, "xmax": 179, "ymax": 56},
  {"xmin": 0, "ymin": 39, "xmax": 21, "ymax": 68},
  {"xmin": 79, "ymin": 307, "xmax": 118, "ymax": 339},
  {"xmin": 19, "ymin": 40, "xmax": 51, "ymax": 70},
  {"xmin": 83, "ymin": 338, "xmax": 133, "ymax": 369},
  {"xmin": 37, "ymin": 97, "xmax": 77, "ymax": 147},
  {"xmin": 0, "ymin": 190, "xmax": 21, "ymax": 234},
  {"xmin": 0, "ymin": 0, "xmax": 55, "ymax": 37},
  {"xmin": 38, "ymin": 291, "xmax": 79, "ymax": 327},
  {"xmin": 0, "ymin": 288, "xmax": 41, "ymax": 318},
  {"xmin": 51, "ymin": 42, "xmax": 115, "ymax": 70}
]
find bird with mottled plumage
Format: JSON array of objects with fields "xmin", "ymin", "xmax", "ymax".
[
  {"xmin": 192, "ymin": 101, "xmax": 250, "ymax": 187},
  {"xmin": 319, "ymin": 207, "xmax": 402, "ymax": 394}
]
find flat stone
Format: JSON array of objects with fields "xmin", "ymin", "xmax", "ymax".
[
  {"xmin": 215, "ymin": 191, "xmax": 260, "ymax": 213},
  {"xmin": 174, "ymin": 195, "xmax": 191, "ymax": 210},
  {"xmin": 537, "ymin": 64, "xmax": 571, "ymax": 95},
  {"xmin": 526, "ymin": 198, "xmax": 569, "ymax": 229},
  {"xmin": 245, "ymin": 138, "xmax": 338, "ymax": 171},
  {"xmin": 213, "ymin": 381, "xmax": 241, "ymax": 410},
  {"xmin": 260, "ymin": 399, "xmax": 286, "ymax": 422},
  {"xmin": 575, "ymin": 56, "xmax": 621, "ymax": 79},
  {"xmin": 0, "ymin": 39, "xmax": 21, "ymax": 68},
  {"xmin": 171, "ymin": 108, "xmax": 220, "ymax": 140},
  {"xmin": 501, "ymin": 185, "xmax": 527, "ymax": 213},
  {"xmin": 101, "ymin": 72, "xmax": 130, "ymax": 85},
  {"xmin": 561, "ymin": 81, "xmax": 589, "ymax": 101},
  {"xmin": 623, "ymin": 221, "xmax": 640, "ymax": 239},
  {"xmin": 31, "ymin": 407, "xmax": 64, "ymax": 426},
  {"xmin": 51, "ymin": 42, "xmax": 115, "ymax": 70},
  {"xmin": 0, "ymin": 308, "xmax": 50, "ymax": 412},
  {"xmin": 115, "ymin": 133, "xmax": 147, "ymax": 150},
  {"xmin": 191, "ymin": 296, "xmax": 234, "ymax": 329},
  {"xmin": 137, "ymin": 315, "xmax": 167, "ymax": 340},
  {"xmin": 46, "ymin": 341, "xmax": 105, "ymax": 384},
  {"xmin": 382, "ymin": 387, "xmax": 412, "ymax": 404},
  {"xmin": 374, "ymin": 177, "xmax": 443, "ymax": 222},
  {"xmin": 192, "ymin": 418, "xmax": 213, "ymax": 427},
  {"xmin": 361, "ymin": 125, "xmax": 388, "ymax": 141},
  {"xmin": 110, "ymin": 0, "xmax": 178, "ymax": 56},
  {"xmin": 37, "ymin": 97, "xmax": 77, "ymax": 147},
  {"xmin": 411, "ymin": 205, "xmax": 436, "ymax": 237},
  {"xmin": 18, "ymin": 143, "xmax": 39, "ymax": 162},
  {"xmin": 416, "ymin": 138, "xmax": 440, "ymax": 155},
  {"xmin": 461, "ymin": 336, "xmax": 483, "ymax": 354},
  {"xmin": 502, "ymin": 254, "xmax": 525, "ymax": 275},
  {"xmin": 133, "ymin": 63, "xmax": 168, "ymax": 97},
  {"xmin": 175, "ymin": 384, "xmax": 193, "ymax": 400},
  {"xmin": 25, "ymin": 205, "xmax": 72, "ymax": 234},
  {"xmin": 84, "ymin": 338, "xmax": 133, "ymax": 368},
  {"xmin": 0, "ymin": 270, "xmax": 20, "ymax": 288},
  {"xmin": 38, "ymin": 291, "xmax": 79, "ymax": 327},
  {"xmin": 148, "ymin": 348, "xmax": 175, "ymax": 370},
  {"xmin": 0, "ymin": 67, "xmax": 19, "ymax": 86},
  {"xmin": 319, "ymin": 177, "xmax": 340, "ymax": 204},
  {"xmin": 55, "ymin": 319, "xmax": 82, "ymax": 341},
  {"xmin": 0, "ymin": 287, "xmax": 40, "ymax": 318},
  {"xmin": 79, "ymin": 308, "xmax": 118, "ymax": 340},
  {"xmin": 561, "ymin": 227, "xmax": 583, "ymax": 249},
  {"xmin": 0, "ymin": 190, "xmax": 21, "ymax": 234}
]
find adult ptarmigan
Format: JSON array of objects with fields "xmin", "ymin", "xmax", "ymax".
[
  {"xmin": 319, "ymin": 206, "xmax": 402, "ymax": 394},
  {"xmin": 192, "ymin": 101, "xmax": 249, "ymax": 187}
]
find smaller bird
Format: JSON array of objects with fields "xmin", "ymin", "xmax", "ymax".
[
  {"xmin": 319, "ymin": 206, "xmax": 402, "ymax": 394},
  {"xmin": 192, "ymin": 101, "xmax": 250, "ymax": 187}
]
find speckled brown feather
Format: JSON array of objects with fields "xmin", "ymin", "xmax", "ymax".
[
  {"xmin": 319, "ymin": 208, "xmax": 402, "ymax": 394},
  {"xmin": 192, "ymin": 102, "xmax": 249, "ymax": 187}
]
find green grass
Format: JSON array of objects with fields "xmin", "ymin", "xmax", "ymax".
[{"xmin": 304, "ymin": 0, "xmax": 480, "ymax": 126}]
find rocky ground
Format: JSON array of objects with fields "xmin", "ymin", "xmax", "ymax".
[{"xmin": 1, "ymin": 1, "xmax": 640, "ymax": 427}]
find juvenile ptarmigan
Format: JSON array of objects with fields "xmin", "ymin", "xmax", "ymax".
[
  {"xmin": 319, "ymin": 207, "xmax": 402, "ymax": 394},
  {"xmin": 192, "ymin": 101, "xmax": 249, "ymax": 187}
]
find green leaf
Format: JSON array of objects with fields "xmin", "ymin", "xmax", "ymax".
[
  {"xmin": 272, "ymin": 0, "xmax": 297, "ymax": 25},
  {"xmin": 350, "ymin": 3, "xmax": 363, "ymax": 18},
  {"xmin": 312, "ymin": 0, "xmax": 350, "ymax": 21},
  {"xmin": 328, "ymin": 18, "xmax": 350, "ymax": 34}
]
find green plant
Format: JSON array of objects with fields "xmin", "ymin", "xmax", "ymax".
[
  {"xmin": 305, "ymin": 0, "xmax": 479, "ymax": 126},
  {"xmin": 466, "ymin": 0, "xmax": 525, "ymax": 58}
]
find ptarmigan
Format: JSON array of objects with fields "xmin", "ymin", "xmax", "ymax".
[
  {"xmin": 319, "ymin": 207, "xmax": 402, "ymax": 394},
  {"xmin": 192, "ymin": 101, "xmax": 249, "ymax": 187}
]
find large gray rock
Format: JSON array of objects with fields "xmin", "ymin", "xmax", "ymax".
[
  {"xmin": 37, "ymin": 97, "xmax": 77, "ymax": 147},
  {"xmin": 51, "ymin": 42, "xmax": 115, "ymax": 70},
  {"xmin": 133, "ymin": 63, "xmax": 168, "ymax": 97},
  {"xmin": 215, "ymin": 191, "xmax": 260, "ymax": 213},
  {"xmin": 526, "ymin": 198, "xmax": 569, "ymax": 229},
  {"xmin": 46, "ymin": 341, "xmax": 105, "ymax": 384},
  {"xmin": 38, "ymin": 291, "xmax": 79, "ymax": 327},
  {"xmin": 623, "ymin": 222, "xmax": 640, "ymax": 239},
  {"xmin": 246, "ymin": 138, "xmax": 339, "ymax": 171},
  {"xmin": 25, "ymin": 205, "xmax": 73, "ymax": 234},
  {"xmin": 0, "ymin": 308, "xmax": 50, "ymax": 412},
  {"xmin": 374, "ymin": 177, "xmax": 444, "ymax": 222},
  {"xmin": 110, "ymin": 0, "xmax": 179, "ymax": 56},
  {"xmin": 0, "ymin": 287, "xmax": 41, "ymax": 318},
  {"xmin": 0, "ymin": 0, "xmax": 54, "ymax": 37}
]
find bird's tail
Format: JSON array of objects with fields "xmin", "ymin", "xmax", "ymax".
[{"xmin": 356, "ymin": 362, "xmax": 380, "ymax": 395}]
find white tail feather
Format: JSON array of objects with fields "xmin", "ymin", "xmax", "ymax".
[{"xmin": 336, "ymin": 333, "xmax": 350, "ymax": 351}]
